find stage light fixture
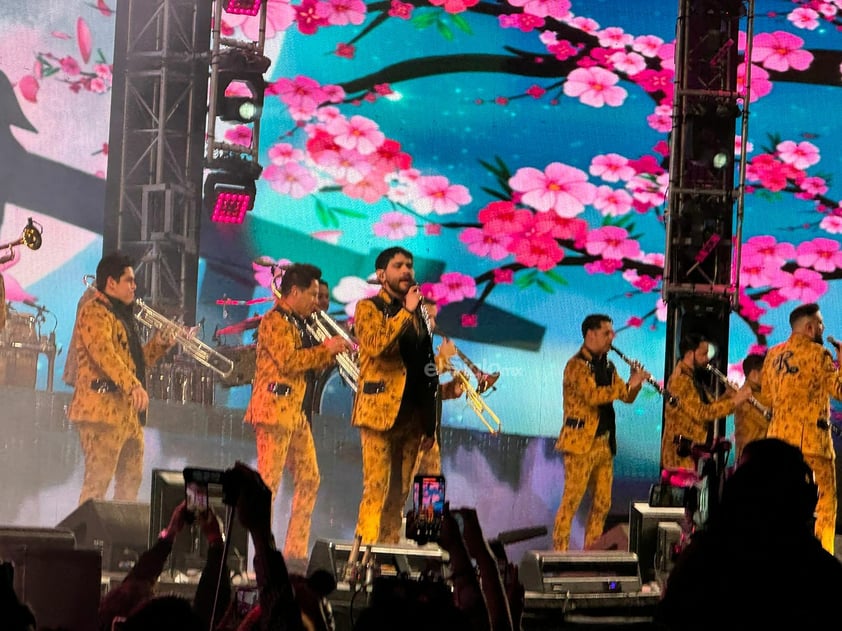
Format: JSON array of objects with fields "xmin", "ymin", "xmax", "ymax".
[
  {"xmin": 215, "ymin": 48, "xmax": 271, "ymax": 124},
  {"xmin": 222, "ymin": 0, "xmax": 262, "ymax": 16},
  {"xmin": 204, "ymin": 159, "xmax": 263, "ymax": 224}
]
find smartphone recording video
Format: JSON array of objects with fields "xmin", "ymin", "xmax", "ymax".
[
  {"xmin": 406, "ymin": 474, "xmax": 445, "ymax": 544},
  {"xmin": 235, "ymin": 586, "xmax": 259, "ymax": 617},
  {"xmin": 183, "ymin": 467, "xmax": 223, "ymax": 513}
]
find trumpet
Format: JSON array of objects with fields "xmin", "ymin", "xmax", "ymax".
[
  {"xmin": 610, "ymin": 344, "xmax": 678, "ymax": 406},
  {"xmin": 306, "ymin": 310, "xmax": 359, "ymax": 392},
  {"xmin": 0, "ymin": 218, "xmax": 42, "ymax": 264},
  {"xmin": 82, "ymin": 275, "xmax": 235, "ymax": 378},
  {"xmin": 704, "ymin": 363, "xmax": 771, "ymax": 421}
]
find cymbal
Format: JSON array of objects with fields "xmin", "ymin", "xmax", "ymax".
[{"xmin": 217, "ymin": 315, "xmax": 262, "ymax": 336}]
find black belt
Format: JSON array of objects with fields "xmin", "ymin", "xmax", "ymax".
[
  {"xmin": 565, "ymin": 417, "xmax": 585, "ymax": 429},
  {"xmin": 91, "ymin": 379, "xmax": 118, "ymax": 394},
  {"xmin": 267, "ymin": 382, "xmax": 291, "ymax": 396}
]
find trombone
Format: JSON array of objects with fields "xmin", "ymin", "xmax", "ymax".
[
  {"xmin": 0, "ymin": 218, "xmax": 42, "ymax": 264},
  {"xmin": 82, "ymin": 275, "xmax": 235, "ymax": 378},
  {"xmin": 437, "ymin": 338, "xmax": 502, "ymax": 434}
]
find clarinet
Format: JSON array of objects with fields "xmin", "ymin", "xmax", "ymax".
[
  {"xmin": 609, "ymin": 345, "xmax": 678, "ymax": 406},
  {"xmin": 704, "ymin": 363, "xmax": 772, "ymax": 421}
]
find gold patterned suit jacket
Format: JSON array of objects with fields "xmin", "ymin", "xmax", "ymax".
[
  {"xmin": 555, "ymin": 347, "xmax": 641, "ymax": 455},
  {"xmin": 67, "ymin": 293, "xmax": 169, "ymax": 425},
  {"xmin": 351, "ymin": 289, "xmax": 431, "ymax": 433},
  {"xmin": 763, "ymin": 333, "xmax": 841, "ymax": 459},
  {"xmin": 244, "ymin": 305, "xmax": 334, "ymax": 428},
  {"xmin": 733, "ymin": 384, "xmax": 770, "ymax": 462},
  {"xmin": 661, "ymin": 362, "xmax": 736, "ymax": 470}
]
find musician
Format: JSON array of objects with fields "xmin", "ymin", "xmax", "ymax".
[
  {"xmin": 244, "ymin": 263, "xmax": 349, "ymax": 568},
  {"xmin": 352, "ymin": 246, "xmax": 438, "ymax": 544},
  {"xmin": 317, "ymin": 279, "xmax": 330, "ymax": 313},
  {"xmin": 660, "ymin": 333, "xmax": 751, "ymax": 471},
  {"xmin": 762, "ymin": 302, "xmax": 842, "ymax": 553},
  {"xmin": 733, "ymin": 353, "xmax": 769, "ymax": 463},
  {"xmin": 68, "ymin": 251, "xmax": 174, "ymax": 505},
  {"xmin": 553, "ymin": 314, "xmax": 648, "ymax": 551}
]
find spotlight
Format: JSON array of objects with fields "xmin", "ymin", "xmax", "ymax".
[
  {"xmin": 204, "ymin": 158, "xmax": 263, "ymax": 224},
  {"xmin": 215, "ymin": 48, "xmax": 271, "ymax": 124},
  {"xmin": 222, "ymin": 0, "xmax": 262, "ymax": 16}
]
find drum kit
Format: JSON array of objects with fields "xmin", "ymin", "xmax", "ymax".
[{"xmin": 0, "ymin": 302, "xmax": 57, "ymax": 390}]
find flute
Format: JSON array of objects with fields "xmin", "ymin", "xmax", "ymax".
[
  {"xmin": 704, "ymin": 363, "xmax": 772, "ymax": 421},
  {"xmin": 610, "ymin": 345, "xmax": 678, "ymax": 406}
]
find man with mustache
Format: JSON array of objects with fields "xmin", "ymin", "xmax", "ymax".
[
  {"xmin": 763, "ymin": 302, "xmax": 842, "ymax": 553},
  {"xmin": 351, "ymin": 246, "xmax": 439, "ymax": 544}
]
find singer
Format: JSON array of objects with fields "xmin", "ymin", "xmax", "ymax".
[{"xmin": 762, "ymin": 303, "xmax": 842, "ymax": 554}]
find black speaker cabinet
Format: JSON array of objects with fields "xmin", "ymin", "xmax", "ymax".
[
  {"xmin": 0, "ymin": 526, "xmax": 76, "ymax": 554},
  {"xmin": 628, "ymin": 501, "xmax": 684, "ymax": 583},
  {"xmin": 3, "ymin": 546, "xmax": 101, "ymax": 631},
  {"xmin": 57, "ymin": 499, "xmax": 150, "ymax": 571}
]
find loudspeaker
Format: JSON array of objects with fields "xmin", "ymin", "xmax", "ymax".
[
  {"xmin": 307, "ymin": 538, "xmax": 447, "ymax": 589},
  {"xmin": 3, "ymin": 546, "xmax": 101, "ymax": 631},
  {"xmin": 519, "ymin": 549, "xmax": 642, "ymax": 594},
  {"xmin": 0, "ymin": 526, "xmax": 76, "ymax": 553},
  {"xmin": 628, "ymin": 501, "xmax": 684, "ymax": 583},
  {"xmin": 57, "ymin": 499, "xmax": 150, "ymax": 571}
]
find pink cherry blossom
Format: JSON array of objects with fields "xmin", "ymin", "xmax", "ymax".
[
  {"xmin": 585, "ymin": 226, "xmax": 641, "ymax": 260},
  {"xmin": 787, "ymin": 7, "xmax": 820, "ymax": 30},
  {"xmin": 326, "ymin": 115, "xmax": 385, "ymax": 155},
  {"xmin": 509, "ymin": 233, "xmax": 564, "ymax": 271},
  {"xmin": 589, "ymin": 153, "xmax": 635, "ymax": 182},
  {"xmin": 775, "ymin": 267, "xmax": 828, "ymax": 302},
  {"xmin": 268, "ymin": 142, "xmax": 305, "ymax": 165},
  {"xmin": 632, "ymin": 35, "xmax": 664, "ymax": 57},
  {"xmin": 224, "ymin": 125, "xmax": 252, "ymax": 147},
  {"xmin": 342, "ymin": 170, "xmax": 390, "ymax": 203},
  {"xmin": 608, "ymin": 51, "xmax": 646, "ymax": 75},
  {"xmin": 820, "ymin": 215, "xmax": 842, "ymax": 234},
  {"xmin": 373, "ymin": 211, "xmax": 417, "ymax": 239},
  {"xmin": 273, "ymin": 75, "xmax": 328, "ymax": 113},
  {"xmin": 318, "ymin": 147, "xmax": 372, "ymax": 184},
  {"xmin": 494, "ymin": 268, "xmax": 514, "ymax": 284},
  {"xmin": 740, "ymin": 253, "xmax": 771, "ymax": 288},
  {"xmin": 17, "ymin": 75, "xmax": 39, "ymax": 103},
  {"xmin": 646, "ymin": 104, "xmax": 673, "ymax": 133},
  {"xmin": 510, "ymin": 162, "xmax": 596, "ymax": 217},
  {"xmin": 325, "ymin": 0, "xmax": 366, "ymax": 25},
  {"xmin": 311, "ymin": 230, "xmax": 342, "ymax": 244},
  {"xmin": 796, "ymin": 238, "xmax": 842, "ymax": 273},
  {"xmin": 738, "ymin": 288, "xmax": 767, "ymax": 322},
  {"xmin": 479, "ymin": 201, "xmax": 533, "ymax": 234},
  {"xmin": 776, "ymin": 140, "xmax": 820, "ymax": 170},
  {"xmin": 388, "ymin": 0, "xmax": 413, "ymax": 18},
  {"xmin": 742, "ymin": 235, "xmax": 796, "ymax": 269},
  {"xmin": 593, "ymin": 185, "xmax": 633, "ymax": 217},
  {"xmin": 427, "ymin": 272, "xmax": 477, "ymax": 306},
  {"xmin": 263, "ymin": 161, "xmax": 318, "ymax": 198},
  {"xmin": 564, "ymin": 16, "xmax": 599, "ymax": 34},
  {"xmin": 224, "ymin": 0, "xmax": 297, "ymax": 39},
  {"xmin": 413, "ymin": 176, "xmax": 471, "ymax": 215},
  {"xmin": 506, "ymin": 0, "xmax": 570, "ymax": 20},
  {"xmin": 798, "ymin": 176, "xmax": 828, "ymax": 198},
  {"xmin": 633, "ymin": 68, "xmax": 673, "ymax": 94},
  {"xmin": 563, "ymin": 66, "xmax": 627, "ymax": 107},
  {"xmin": 458, "ymin": 227, "xmax": 511, "ymax": 260},
  {"xmin": 751, "ymin": 31, "xmax": 813, "ymax": 72},
  {"xmin": 596, "ymin": 26, "xmax": 633, "ymax": 49},
  {"xmin": 430, "ymin": 0, "xmax": 480, "ymax": 14},
  {"xmin": 737, "ymin": 63, "xmax": 773, "ymax": 102}
]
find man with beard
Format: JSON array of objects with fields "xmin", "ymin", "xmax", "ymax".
[
  {"xmin": 68, "ymin": 251, "xmax": 174, "ymax": 505},
  {"xmin": 763, "ymin": 302, "xmax": 842, "ymax": 553},
  {"xmin": 351, "ymin": 247, "xmax": 439, "ymax": 544},
  {"xmin": 660, "ymin": 333, "xmax": 751, "ymax": 472}
]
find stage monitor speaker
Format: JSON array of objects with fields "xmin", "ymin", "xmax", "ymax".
[
  {"xmin": 628, "ymin": 501, "xmax": 684, "ymax": 583},
  {"xmin": 307, "ymin": 538, "xmax": 448, "ymax": 586},
  {"xmin": 3, "ymin": 547, "xmax": 101, "ymax": 631},
  {"xmin": 654, "ymin": 521, "xmax": 683, "ymax": 585},
  {"xmin": 149, "ymin": 469, "xmax": 249, "ymax": 575},
  {"xmin": 0, "ymin": 526, "xmax": 76, "ymax": 554},
  {"xmin": 57, "ymin": 499, "xmax": 150, "ymax": 572},
  {"xmin": 519, "ymin": 550, "xmax": 642, "ymax": 594}
]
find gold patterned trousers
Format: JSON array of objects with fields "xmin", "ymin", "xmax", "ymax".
[
  {"xmin": 254, "ymin": 417, "xmax": 320, "ymax": 562},
  {"xmin": 804, "ymin": 453, "xmax": 837, "ymax": 554},
  {"xmin": 75, "ymin": 420, "xmax": 144, "ymax": 505}
]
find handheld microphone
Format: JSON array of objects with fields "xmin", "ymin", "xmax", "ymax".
[{"xmin": 829, "ymin": 336, "xmax": 841, "ymax": 349}]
